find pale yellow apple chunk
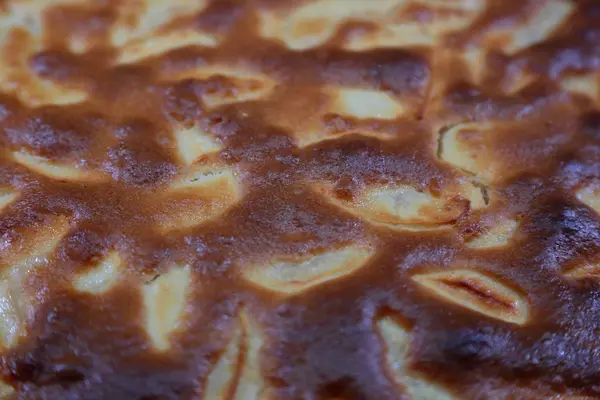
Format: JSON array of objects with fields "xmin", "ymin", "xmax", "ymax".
[
  {"xmin": 0, "ymin": 216, "xmax": 71, "ymax": 349},
  {"xmin": 413, "ymin": 269, "xmax": 529, "ymax": 325},
  {"xmin": 244, "ymin": 245, "xmax": 374, "ymax": 295},
  {"xmin": 204, "ymin": 311, "xmax": 266, "ymax": 399},
  {"xmin": 378, "ymin": 317, "xmax": 457, "ymax": 399},
  {"xmin": 142, "ymin": 265, "xmax": 191, "ymax": 351},
  {"xmin": 157, "ymin": 166, "xmax": 242, "ymax": 232},
  {"xmin": 73, "ymin": 252, "xmax": 122, "ymax": 294},
  {"xmin": 13, "ymin": 151, "xmax": 105, "ymax": 182}
]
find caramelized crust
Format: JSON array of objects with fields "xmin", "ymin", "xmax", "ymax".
[{"xmin": 0, "ymin": 0, "xmax": 598, "ymax": 399}]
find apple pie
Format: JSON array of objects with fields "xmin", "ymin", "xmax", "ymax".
[{"xmin": 0, "ymin": 0, "xmax": 598, "ymax": 399}]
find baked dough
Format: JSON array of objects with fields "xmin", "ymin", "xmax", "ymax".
[{"xmin": 0, "ymin": 0, "xmax": 598, "ymax": 398}]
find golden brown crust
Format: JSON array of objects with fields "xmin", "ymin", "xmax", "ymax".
[{"xmin": 0, "ymin": 0, "xmax": 598, "ymax": 399}]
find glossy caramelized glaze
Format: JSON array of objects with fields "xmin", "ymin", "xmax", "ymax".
[{"xmin": 0, "ymin": 0, "xmax": 598, "ymax": 399}]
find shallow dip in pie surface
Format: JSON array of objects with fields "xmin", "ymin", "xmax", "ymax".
[{"xmin": 0, "ymin": 0, "xmax": 598, "ymax": 399}]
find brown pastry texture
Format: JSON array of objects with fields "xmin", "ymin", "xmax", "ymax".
[{"xmin": 0, "ymin": 0, "xmax": 598, "ymax": 399}]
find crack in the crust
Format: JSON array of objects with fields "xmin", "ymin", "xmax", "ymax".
[
  {"xmin": 472, "ymin": 180, "xmax": 490, "ymax": 205},
  {"xmin": 145, "ymin": 273, "xmax": 161, "ymax": 284},
  {"xmin": 436, "ymin": 124, "xmax": 454, "ymax": 159},
  {"xmin": 437, "ymin": 125, "xmax": 491, "ymax": 211},
  {"xmin": 435, "ymin": 122, "xmax": 484, "ymax": 179}
]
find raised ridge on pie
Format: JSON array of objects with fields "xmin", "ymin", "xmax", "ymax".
[{"xmin": 0, "ymin": 0, "xmax": 598, "ymax": 399}]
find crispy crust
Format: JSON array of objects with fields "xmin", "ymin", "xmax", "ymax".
[{"xmin": 0, "ymin": 0, "xmax": 598, "ymax": 399}]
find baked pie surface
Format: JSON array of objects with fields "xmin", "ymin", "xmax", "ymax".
[{"xmin": 0, "ymin": 0, "xmax": 598, "ymax": 399}]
